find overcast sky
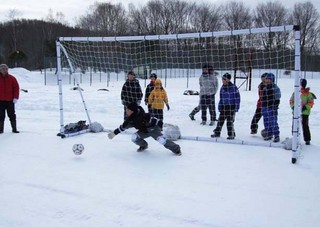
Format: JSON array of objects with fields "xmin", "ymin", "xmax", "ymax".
[{"xmin": 0, "ymin": 0, "xmax": 320, "ymax": 26}]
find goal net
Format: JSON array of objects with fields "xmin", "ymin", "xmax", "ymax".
[{"xmin": 56, "ymin": 25, "xmax": 302, "ymax": 163}]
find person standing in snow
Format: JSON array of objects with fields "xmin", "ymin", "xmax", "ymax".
[
  {"xmin": 261, "ymin": 73, "xmax": 281, "ymax": 142},
  {"xmin": 144, "ymin": 73, "xmax": 157, "ymax": 113},
  {"xmin": 120, "ymin": 71, "xmax": 143, "ymax": 120},
  {"xmin": 211, "ymin": 73, "xmax": 240, "ymax": 140},
  {"xmin": 148, "ymin": 79, "xmax": 170, "ymax": 121},
  {"xmin": 199, "ymin": 64, "xmax": 219, "ymax": 126},
  {"xmin": 250, "ymin": 73, "xmax": 267, "ymax": 134},
  {"xmin": 289, "ymin": 79, "xmax": 315, "ymax": 145},
  {"xmin": 0, "ymin": 64, "xmax": 20, "ymax": 133},
  {"xmin": 107, "ymin": 102, "xmax": 181, "ymax": 155}
]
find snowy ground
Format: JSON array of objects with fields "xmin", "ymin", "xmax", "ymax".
[{"xmin": 1, "ymin": 68, "xmax": 320, "ymax": 227}]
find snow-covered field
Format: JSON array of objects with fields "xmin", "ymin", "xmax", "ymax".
[{"xmin": 1, "ymin": 68, "xmax": 320, "ymax": 227}]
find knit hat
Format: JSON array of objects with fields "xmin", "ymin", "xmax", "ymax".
[
  {"xmin": 300, "ymin": 79, "xmax": 307, "ymax": 88},
  {"xmin": 265, "ymin": 73, "xmax": 275, "ymax": 82},
  {"xmin": 0, "ymin": 64, "xmax": 8, "ymax": 69},
  {"xmin": 150, "ymin": 73, "xmax": 157, "ymax": 79},
  {"xmin": 222, "ymin": 73, "xmax": 231, "ymax": 80},
  {"xmin": 126, "ymin": 102, "xmax": 138, "ymax": 112},
  {"xmin": 261, "ymin": 72, "xmax": 268, "ymax": 78}
]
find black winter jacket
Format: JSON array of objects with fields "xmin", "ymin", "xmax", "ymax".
[{"xmin": 114, "ymin": 106, "xmax": 163, "ymax": 134}]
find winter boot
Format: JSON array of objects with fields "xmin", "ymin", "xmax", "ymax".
[
  {"xmin": 250, "ymin": 129, "xmax": 257, "ymax": 134},
  {"xmin": 209, "ymin": 121, "xmax": 215, "ymax": 126},
  {"xmin": 189, "ymin": 114, "xmax": 195, "ymax": 121},
  {"xmin": 137, "ymin": 146, "xmax": 148, "ymax": 152},
  {"xmin": 211, "ymin": 133, "xmax": 220, "ymax": 138},
  {"xmin": 273, "ymin": 136, "xmax": 280, "ymax": 143},
  {"xmin": 173, "ymin": 148, "xmax": 182, "ymax": 156},
  {"xmin": 0, "ymin": 121, "xmax": 4, "ymax": 133},
  {"xmin": 11, "ymin": 121, "xmax": 20, "ymax": 133}
]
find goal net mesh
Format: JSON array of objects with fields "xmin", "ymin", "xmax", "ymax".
[{"xmin": 56, "ymin": 25, "xmax": 301, "ymax": 159}]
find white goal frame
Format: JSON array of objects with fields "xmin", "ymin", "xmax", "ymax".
[{"xmin": 56, "ymin": 25, "xmax": 301, "ymax": 164}]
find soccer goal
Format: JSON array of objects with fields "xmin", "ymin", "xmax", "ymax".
[{"xmin": 56, "ymin": 25, "xmax": 301, "ymax": 163}]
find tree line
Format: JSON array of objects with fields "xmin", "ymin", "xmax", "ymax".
[{"xmin": 0, "ymin": 0, "xmax": 319, "ymax": 71}]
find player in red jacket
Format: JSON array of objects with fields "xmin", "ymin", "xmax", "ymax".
[{"xmin": 0, "ymin": 64, "xmax": 20, "ymax": 133}]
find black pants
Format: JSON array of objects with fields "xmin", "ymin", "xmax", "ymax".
[
  {"xmin": 0, "ymin": 101, "xmax": 16, "ymax": 122},
  {"xmin": 250, "ymin": 107, "xmax": 262, "ymax": 132},
  {"xmin": 200, "ymin": 94, "xmax": 216, "ymax": 122},
  {"xmin": 151, "ymin": 109, "xmax": 164, "ymax": 120},
  {"xmin": 214, "ymin": 108, "xmax": 236, "ymax": 137},
  {"xmin": 301, "ymin": 115, "xmax": 311, "ymax": 142}
]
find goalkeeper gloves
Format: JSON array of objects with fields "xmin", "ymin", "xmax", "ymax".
[{"xmin": 108, "ymin": 132, "xmax": 116, "ymax": 139}]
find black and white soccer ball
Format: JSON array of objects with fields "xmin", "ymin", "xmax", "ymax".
[
  {"xmin": 72, "ymin": 144, "xmax": 84, "ymax": 155},
  {"xmin": 261, "ymin": 129, "xmax": 267, "ymax": 138}
]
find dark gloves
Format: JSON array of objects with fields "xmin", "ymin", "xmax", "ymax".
[
  {"xmin": 302, "ymin": 105, "xmax": 307, "ymax": 111},
  {"xmin": 166, "ymin": 103, "xmax": 170, "ymax": 110}
]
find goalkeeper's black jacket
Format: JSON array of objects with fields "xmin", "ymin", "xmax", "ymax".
[{"xmin": 114, "ymin": 106, "xmax": 163, "ymax": 135}]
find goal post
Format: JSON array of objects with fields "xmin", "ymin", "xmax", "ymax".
[{"xmin": 56, "ymin": 25, "xmax": 302, "ymax": 163}]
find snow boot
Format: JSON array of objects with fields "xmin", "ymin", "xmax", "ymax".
[
  {"xmin": 209, "ymin": 121, "xmax": 215, "ymax": 126},
  {"xmin": 273, "ymin": 136, "xmax": 280, "ymax": 143},
  {"xmin": 11, "ymin": 121, "xmax": 20, "ymax": 133},
  {"xmin": 189, "ymin": 114, "xmax": 195, "ymax": 121},
  {"xmin": 137, "ymin": 146, "xmax": 148, "ymax": 152},
  {"xmin": 211, "ymin": 133, "xmax": 220, "ymax": 138},
  {"xmin": 173, "ymin": 149, "xmax": 182, "ymax": 156}
]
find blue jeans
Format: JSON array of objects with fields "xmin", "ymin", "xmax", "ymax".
[{"xmin": 262, "ymin": 107, "xmax": 279, "ymax": 137}]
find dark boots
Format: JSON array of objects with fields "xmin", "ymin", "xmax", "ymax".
[
  {"xmin": 11, "ymin": 121, "xmax": 20, "ymax": 133},
  {"xmin": 0, "ymin": 121, "xmax": 3, "ymax": 133}
]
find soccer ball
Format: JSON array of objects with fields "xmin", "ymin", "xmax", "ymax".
[
  {"xmin": 72, "ymin": 144, "xmax": 84, "ymax": 155},
  {"xmin": 260, "ymin": 129, "xmax": 267, "ymax": 138}
]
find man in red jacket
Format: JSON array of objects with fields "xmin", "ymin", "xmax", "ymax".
[{"xmin": 0, "ymin": 64, "xmax": 20, "ymax": 133}]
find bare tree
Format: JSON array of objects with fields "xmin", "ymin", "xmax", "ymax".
[
  {"xmin": 7, "ymin": 9, "xmax": 23, "ymax": 51},
  {"xmin": 291, "ymin": 1, "xmax": 320, "ymax": 54},
  {"xmin": 128, "ymin": 0, "xmax": 194, "ymax": 35},
  {"xmin": 77, "ymin": 2, "xmax": 129, "ymax": 36},
  {"xmin": 253, "ymin": 1, "xmax": 290, "ymax": 50},
  {"xmin": 189, "ymin": 3, "xmax": 222, "ymax": 32},
  {"xmin": 128, "ymin": 1, "xmax": 162, "ymax": 35},
  {"xmin": 254, "ymin": 2, "xmax": 288, "ymax": 27},
  {"xmin": 45, "ymin": 9, "xmax": 68, "ymax": 25},
  {"xmin": 222, "ymin": 1, "xmax": 252, "ymax": 31}
]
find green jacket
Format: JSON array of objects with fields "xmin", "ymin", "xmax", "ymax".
[{"xmin": 290, "ymin": 88, "xmax": 314, "ymax": 115}]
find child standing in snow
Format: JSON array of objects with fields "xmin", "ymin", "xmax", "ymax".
[{"xmin": 148, "ymin": 79, "xmax": 170, "ymax": 121}]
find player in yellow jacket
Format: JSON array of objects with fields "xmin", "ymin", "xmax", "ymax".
[{"xmin": 148, "ymin": 79, "xmax": 170, "ymax": 120}]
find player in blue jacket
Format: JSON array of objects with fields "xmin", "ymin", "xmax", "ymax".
[
  {"xmin": 211, "ymin": 73, "xmax": 240, "ymax": 140},
  {"xmin": 261, "ymin": 73, "xmax": 281, "ymax": 142}
]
